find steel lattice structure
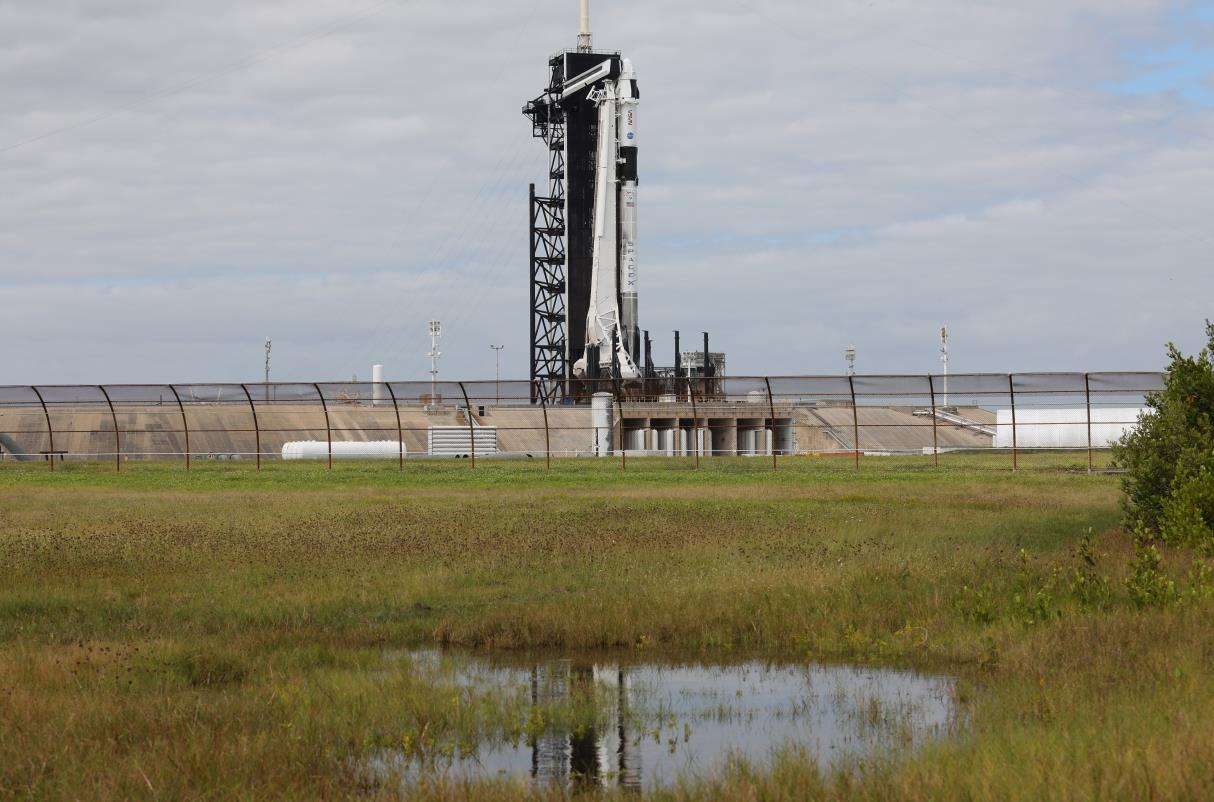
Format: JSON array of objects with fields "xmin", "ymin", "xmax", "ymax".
[{"xmin": 525, "ymin": 60, "xmax": 568, "ymax": 403}]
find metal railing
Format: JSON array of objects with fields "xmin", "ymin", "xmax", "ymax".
[{"xmin": 0, "ymin": 372, "xmax": 1165, "ymax": 473}]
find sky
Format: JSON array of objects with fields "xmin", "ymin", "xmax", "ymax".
[{"xmin": 1, "ymin": 0, "xmax": 1212, "ymax": 384}]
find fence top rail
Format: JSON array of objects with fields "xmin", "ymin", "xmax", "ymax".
[{"xmin": 0, "ymin": 371, "xmax": 1169, "ymax": 400}]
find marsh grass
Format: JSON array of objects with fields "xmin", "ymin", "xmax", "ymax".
[{"xmin": 1, "ymin": 458, "xmax": 1212, "ymax": 800}]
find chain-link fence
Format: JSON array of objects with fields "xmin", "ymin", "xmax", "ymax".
[{"xmin": 0, "ymin": 372, "xmax": 1165, "ymax": 473}]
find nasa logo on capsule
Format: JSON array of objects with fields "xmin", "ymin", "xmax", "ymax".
[{"xmin": 627, "ymin": 132, "xmax": 635, "ymax": 140}]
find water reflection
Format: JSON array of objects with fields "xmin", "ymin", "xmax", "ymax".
[{"xmin": 377, "ymin": 654, "xmax": 958, "ymax": 792}]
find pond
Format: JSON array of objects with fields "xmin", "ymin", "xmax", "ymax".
[{"xmin": 367, "ymin": 651, "xmax": 960, "ymax": 792}]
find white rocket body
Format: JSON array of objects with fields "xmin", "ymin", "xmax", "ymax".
[
  {"xmin": 573, "ymin": 58, "xmax": 641, "ymax": 381},
  {"xmin": 618, "ymin": 59, "xmax": 639, "ymax": 364}
]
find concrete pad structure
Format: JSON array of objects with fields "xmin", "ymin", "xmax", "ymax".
[{"xmin": 0, "ymin": 400, "xmax": 994, "ymax": 462}]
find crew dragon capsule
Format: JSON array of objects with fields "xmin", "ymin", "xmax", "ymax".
[{"xmin": 571, "ymin": 57, "xmax": 642, "ymax": 381}]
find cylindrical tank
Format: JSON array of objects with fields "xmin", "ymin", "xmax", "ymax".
[
  {"xmin": 591, "ymin": 393, "xmax": 614, "ymax": 457},
  {"xmin": 281, "ymin": 441, "xmax": 404, "ymax": 460},
  {"xmin": 625, "ymin": 428, "xmax": 646, "ymax": 451},
  {"xmin": 372, "ymin": 364, "xmax": 385, "ymax": 406}
]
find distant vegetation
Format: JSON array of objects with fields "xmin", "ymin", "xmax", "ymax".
[{"xmin": 1115, "ymin": 321, "xmax": 1214, "ymax": 551}]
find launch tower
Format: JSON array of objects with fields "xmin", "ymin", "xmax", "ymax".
[{"xmin": 525, "ymin": 1, "xmax": 641, "ymax": 401}]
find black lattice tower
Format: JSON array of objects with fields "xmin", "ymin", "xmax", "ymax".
[
  {"xmin": 524, "ymin": 59, "xmax": 568, "ymax": 403},
  {"xmin": 525, "ymin": 51, "xmax": 621, "ymax": 402}
]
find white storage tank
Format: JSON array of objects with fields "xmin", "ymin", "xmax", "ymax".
[
  {"xmin": 591, "ymin": 393, "xmax": 614, "ymax": 457},
  {"xmin": 372, "ymin": 364, "xmax": 386, "ymax": 406},
  {"xmin": 994, "ymin": 408, "xmax": 1145, "ymax": 449},
  {"xmin": 281, "ymin": 441, "xmax": 403, "ymax": 460},
  {"xmin": 624, "ymin": 428, "xmax": 647, "ymax": 452}
]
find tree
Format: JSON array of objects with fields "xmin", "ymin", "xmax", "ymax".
[{"xmin": 1113, "ymin": 322, "xmax": 1214, "ymax": 550}]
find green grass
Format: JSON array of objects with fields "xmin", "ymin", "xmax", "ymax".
[{"xmin": 2, "ymin": 457, "xmax": 1211, "ymax": 800}]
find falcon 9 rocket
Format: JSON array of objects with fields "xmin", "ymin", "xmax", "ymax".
[
  {"xmin": 525, "ymin": 1, "xmax": 644, "ymax": 392},
  {"xmin": 574, "ymin": 57, "xmax": 642, "ymax": 380}
]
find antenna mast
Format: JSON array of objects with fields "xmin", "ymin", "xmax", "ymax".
[
  {"xmin": 939, "ymin": 326, "xmax": 950, "ymax": 407},
  {"xmin": 577, "ymin": 0, "xmax": 592, "ymax": 51}
]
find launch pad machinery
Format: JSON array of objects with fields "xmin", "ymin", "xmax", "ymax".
[{"xmin": 525, "ymin": 1, "xmax": 722, "ymax": 403}]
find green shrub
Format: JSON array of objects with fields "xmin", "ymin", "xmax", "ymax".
[
  {"xmin": 1068, "ymin": 530, "xmax": 1112, "ymax": 609},
  {"xmin": 1126, "ymin": 530, "xmax": 1177, "ymax": 609},
  {"xmin": 1159, "ymin": 463, "xmax": 1214, "ymax": 552},
  {"xmin": 1114, "ymin": 322, "xmax": 1214, "ymax": 544}
]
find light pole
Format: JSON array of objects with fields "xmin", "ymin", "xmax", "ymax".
[
  {"xmin": 939, "ymin": 326, "xmax": 950, "ymax": 407},
  {"xmin": 490, "ymin": 345, "xmax": 505, "ymax": 403},
  {"xmin": 428, "ymin": 321, "xmax": 442, "ymax": 406}
]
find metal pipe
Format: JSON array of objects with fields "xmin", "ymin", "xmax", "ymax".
[
  {"xmin": 239, "ymin": 384, "xmax": 260, "ymax": 471},
  {"xmin": 314, "ymin": 383, "xmax": 332, "ymax": 470},
  {"xmin": 618, "ymin": 383, "xmax": 626, "ymax": 471},
  {"xmin": 536, "ymin": 380, "xmax": 551, "ymax": 471},
  {"xmin": 1084, "ymin": 373, "xmax": 1093, "ymax": 474},
  {"xmin": 529, "ymin": 184, "xmax": 538, "ymax": 399},
  {"xmin": 927, "ymin": 374, "xmax": 939, "ymax": 468},
  {"xmin": 98, "ymin": 385, "xmax": 120, "ymax": 472},
  {"xmin": 686, "ymin": 375, "xmax": 700, "ymax": 470},
  {"xmin": 458, "ymin": 382, "xmax": 475, "ymax": 469},
  {"xmin": 384, "ymin": 381, "xmax": 404, "ymax": 472},
  {"xmin": 848, "ymin": 375, "xmax": 860, "ymax": 469},
  {"xmin": 168, "ymin": 385, "xmax": 190, "ymax": 471},
  {"xmin": 30, "ymin": 386, "xmax": 54, "ymax": 471},
  {"xmin": 764, "ymin": 376, "xmax": 778, "ymax": 472},
  {"xmin": 1009, "ymin": 374, "xmax": 1018, "ymax": 472}
]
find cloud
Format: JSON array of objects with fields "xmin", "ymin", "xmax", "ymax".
[{"xmin": 0, "ymin": 0, "xmax": 1211, "ymax": 384}]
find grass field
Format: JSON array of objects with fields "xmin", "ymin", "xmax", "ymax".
[{"xmin": 3, "ymin": 457, "xmax": 1213, "ymax": 800}]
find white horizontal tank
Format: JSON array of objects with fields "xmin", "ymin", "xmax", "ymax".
[{"xmin": 282, "ymin": 441, "xmax": 404, "ymax": 460}]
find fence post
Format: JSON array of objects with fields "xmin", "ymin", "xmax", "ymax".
[
  {"xmin": 764, "ymin": 377, "xmax": 778, "ymax": 472},
  {"xmin": 1008, "ymin": 374, "xmax": 1018, "ymax": 472},
  {"xmin": 847, "ymin": 375, "xmax": 860, "ymax": 470},
  {"xmin": 615, "ymin": 381, "xmax": 626, "ymax": 471},
  {"xmin": 686, "ymin": 375, "xmax": 700, "ymax": 470},
  {"xmin": 30, "ymin": 386, "xmax": 54, "ymax": 472},
  {"xmin": 384, "ymin": 382, "xmax": 404, "ymax": 472},
  {"xmin": 168, "ymin": 385, "xmax": 190, "ymax": 471},
  {"xmin": 458, "ymin": 382, "xmax": 476, "ymax": 469},
  {"xmin": 314, "ymin": 383, "xmax": 332, "ymax": 470},
  {"xmin": 927, "ymin": 374, "xmax": 939, "ymax": 468},
  {"xmin": 98, "ymin": 385, "xmax": 120, "ymax": 472},
  {"xmin": 1084, "ymin": 373, "xmax": 1093, "ymax": 474},
  {"xmin": 240, "ymin": 384, "xmax": 261, "ymax": 471},
  {"xmin": 536, "ymin": 381, "xmax": 552, "ymax": 472}
]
